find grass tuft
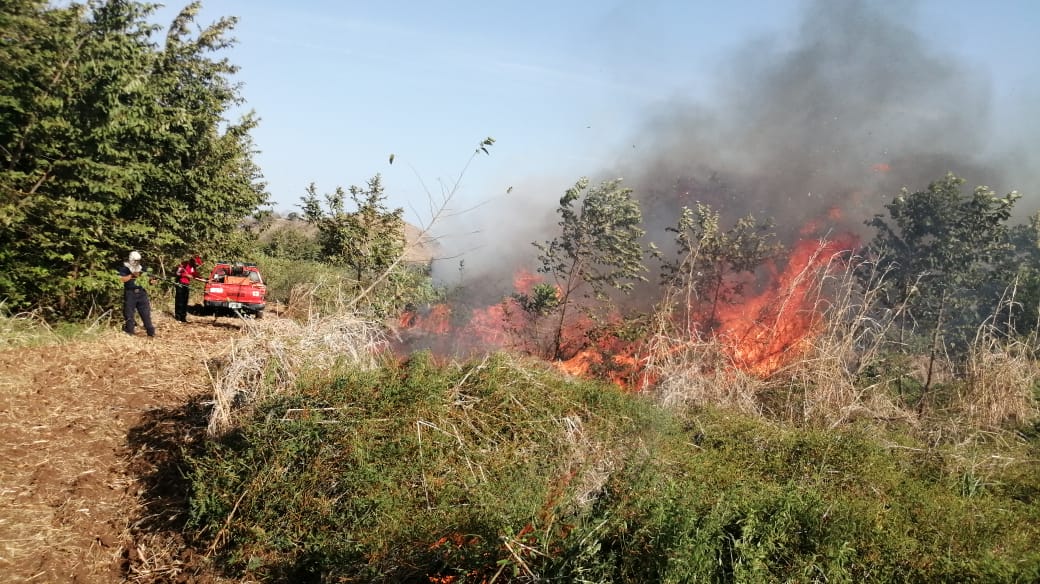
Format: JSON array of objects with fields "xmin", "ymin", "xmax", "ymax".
[{"xmin": 206, "ymin": 314, "xmax": 387, "ymax": 435}]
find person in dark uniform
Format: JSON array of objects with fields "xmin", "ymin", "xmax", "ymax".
[{"xmin": 117, "ymin": 250, "xmax": 156, "ymax": 337}]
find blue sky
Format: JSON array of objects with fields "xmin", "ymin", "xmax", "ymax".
[{"xmin": 151, "ymin": 1, "xmax": 1039, "ymax": 236}]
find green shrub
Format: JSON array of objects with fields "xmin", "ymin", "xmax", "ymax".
[
  {"xmin": 246, "ymin": 254, "xmax": 330, "ymax": 306},
  {"xmin": 186, "ymin": 356, "xmax": 1040, "ymax": 582},
  {"xmin": 251, "ymin": 254, "xmax": 442, "ymax": 319}
]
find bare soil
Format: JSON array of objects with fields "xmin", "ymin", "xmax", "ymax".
[{"xmin": 0, "ymin": 311, "xmax": 245, "ymax": 583}]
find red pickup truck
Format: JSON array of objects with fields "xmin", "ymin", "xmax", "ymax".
[{"xmin": 203, "ymin": 262, "xmax": 267, "ymax": 318}]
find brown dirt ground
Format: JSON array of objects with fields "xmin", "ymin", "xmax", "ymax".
[{"xmin": 0, "ymin": 310, "xmax": 247, "ymax": 583}]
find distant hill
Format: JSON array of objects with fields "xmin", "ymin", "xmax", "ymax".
[{"xmin": 401, "ymin": 222, "xmax": 438, "ymax": 264}]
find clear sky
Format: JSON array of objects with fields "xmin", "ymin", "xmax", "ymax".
[{"xmin": 151, "ymin": 1, "xmax": 1039, "ymax": 239}]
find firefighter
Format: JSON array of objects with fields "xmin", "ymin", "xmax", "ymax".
[
  {"xmin": 174, "ymin": 255, "xmax": 206, "ymax": 322},
  {"xmin": 117, "ymin": 250, "xmax": 156, "ymax": 337}
]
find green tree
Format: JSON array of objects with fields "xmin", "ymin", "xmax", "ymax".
[
  {"xmin": 0, "ymin": 0, "xmax": 266, "ymax": 316},
  {"xmin": 863, "ymin": 173, "xmax": 1020, "ymax": 390},
  {"xmin": 1004, "ymin": 211, "xmax": 1040, "ymax": 338},
  {"xmin": 300, "ymin": 174, "xmax": 406, "ymax": 286},
  {"xmin": 535, "ymin": 177, "xmax": 647, "ymax": 360},
  {"xmin": 660, "ymin": 203, "xmax": 782, "ymax": 333}
]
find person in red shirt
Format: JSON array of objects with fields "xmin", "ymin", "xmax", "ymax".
[{"xmin": 174, "ymin": 255, "xmax": 206, "ymax": 322}]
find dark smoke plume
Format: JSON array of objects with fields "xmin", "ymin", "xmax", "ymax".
[
  {"xmin": 621, "ymin": 0, "xmax": 1026, "ymax": 242},
  {"xmin": 437, "ymin": 0, "xmax": 1036, "ymax": 294}
]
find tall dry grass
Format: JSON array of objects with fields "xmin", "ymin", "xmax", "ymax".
[
  {"xmin": 0, "ymin": 305, "xmax": 57, "ymax": 347},
  {"xmin": 647, "ymin": 331, "xmax": 766, "ymax": 417},
  {"xmin": 206, "ymin": 314, "xmax": 387, "ymax": 435},
  {"xmin": 957, "ymin": 332, "xmax": 1039, "ymax": 430},
  {"xmin": 0, "ymin": 301, "xmax": 111, "ymax": 348},
  {"xmin": 778, "ymin": 251, "xmax": 913, "ymax": 428},
  {"xmin": 648, "ymin": 233, "xmax": 1040, "ymax": 434},
  {"xmin": 203, "ymin": 140, "xmax": 489, "ymax": 436},
  {"xmin": 952, "ymin": 285, "xmax": 1040, "ymax": 432},
  {"xmin": 645, "ymin": 239, "xmax": 895, "ymax": 424},
  {"xmin": 646, "ymin": 239, "xmax": 1040, "ymax": 435}
]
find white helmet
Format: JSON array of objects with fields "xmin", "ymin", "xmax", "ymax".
[{"xmin": 128, "ymin": 250, "xmax": 142, "ymax": 262}]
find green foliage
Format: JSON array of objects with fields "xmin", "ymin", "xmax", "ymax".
[
  {"xmin": 0, "ymin": 0, "xmax": 267, "ymax": 317},
  {"xmin": 537, "ymin": 177, "xmax": 648, "ymax": 300},
  {"xmin": 185, "ymin": 356, "xmax": 1040, "ymax": 582},
  {"xmin": 535, "ymin": 177, "xmax": 648, "ymax": 358},
  {"xmin": 864, "ymin": 174, "xmax": 1020, "ymax": 351},
  {"xmin": 301, "ymin": 175, "xmax": 405, "ymax": 284},
  {"xmin": 256, "ymin": 254, "xmax": 441, "ymax": 319},
  {"xmin": 512, "ymin": 282, "xmax": 560, "ymax": 315},
  {"xmin": 246, "ymin": 254, "xmax": 328, "ymax": 305},
  {"xmin": 187, "ymin": 353, "xmax": 666, "ymax": 581},
  {"xmin": 1005, "ymin": 211, "xmax": 1040, "ymax": 338},
  {"xmin": 661, "ymin": 202, "xmax": 782, "ymax": 331}
]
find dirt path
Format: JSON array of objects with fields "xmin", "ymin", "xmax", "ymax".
[{"xmin": 0, "ymin": 313, "xmax": 244, "ymax": 583}]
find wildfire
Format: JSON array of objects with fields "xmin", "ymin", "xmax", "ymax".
[
  {"xmin": 558, "ymin": 346, "xmax": 652, "ymax": 390},
  {"xmin": 399, "ymin": 303, "xmax": 452, "ymax": 335},
  {"xmin": 713, "ymin": 234, "xmax": 858, "ymax": 376},
  {"xmin": 397, "ymin": 223, "xmax": 859, "ymax": 387},
  {"xmin": 512, "ymin": 268, "xmax": 544, "ymax": 295}
]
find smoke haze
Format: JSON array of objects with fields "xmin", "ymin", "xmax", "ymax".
[{"xmin": 434, "ymin": 0, "xmax": 1037, "ymax": 293}]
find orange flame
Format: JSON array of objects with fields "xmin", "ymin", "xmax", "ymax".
[
  {"xmin": 557, "ymin": 347, "xmax": 652, "ymax": 390},
  {"xmin": 512, "ymin": 268, "xmax": 543, "ymax": 295},
  {"xmin": 713, "ymin": 234, "xmax": 857, "ymax": 376},
  {"xmin": 398, "ymin": 223, "xmax": 859, "ymax": 386},
  {"xmin": 463, "ymin": 298, "xmax": 527, "ymax": 349},
  {"xmin": 404, "ymin": 303, "xmax": 453, "ymax": 335},
  {"xmin": 554, "ymin": 312, "xmax": 654, "ymax": 390}
]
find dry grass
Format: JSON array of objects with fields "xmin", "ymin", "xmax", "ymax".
[
  {"xmin": 282, "ymin": 277, "xmax": 353, "ymax": 321},
  {"xmin": 956, "ymin": 326, "xmax": 1040, "ymax": 431},
  {"xmin": 206, "ymin": 314, "xmax": 388, "ymax": 435},
  {"xmin": 648, "ymin": 335, "xmax": 766, "ymax": 416},
  {"xmin": 648, "ymin": 242, "xmax": 949, "ymax": 430},
  {"xmin": 0, "ymin": 314, "xmax": 231, "ymax": 582},
  {"xmin": 778, "ymin": 254, "xmax": 915, "ymax": 428},
  {"xmin": 0, "ymin": 307, "xmax": 55, "ymax": 348},
  {"xmin": 0, "ymin": 301, "xmax": 117, "ymax": 348},
  {"xmin": 558, "ymin": 412, "xmax": 623, "ymax": 510},
  {"xmin": 647, "ymin": 241, "xmax": 1040, "ymax": 440},
  {"xmin": 644, "ymin": 266, "xmax": 766, "ymax": 416}
]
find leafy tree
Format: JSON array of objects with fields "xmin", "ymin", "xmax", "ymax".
[
  {"xmin": 660, "ymin": 203, "xmax": 782, "ymax": 333},
  {"xmin": 0, "ymin": 0, "xmax": 267, "ymax": 316},
  {"xmin": 863, "ymin": 173, "xmax": 1020, "ymax": 389},
  {"xmin": 300, "ymin": 174, "xmax": 406, "ymax": 286},
  {"xmin": 1004, "ymin": 211, "xmax": 1040, "ymax": 338},
  {"xmin": 535, "ymin": 177, "xmax": 647, "ymax": 360}
]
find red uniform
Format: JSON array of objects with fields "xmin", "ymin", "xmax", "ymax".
[
  {"xmin": 174, "ymin": 256, "xmax": 203, "ymax": 322},
  {"xmin": 176, "ymin": 261, "xmax": 198, "ymax": 285}
]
